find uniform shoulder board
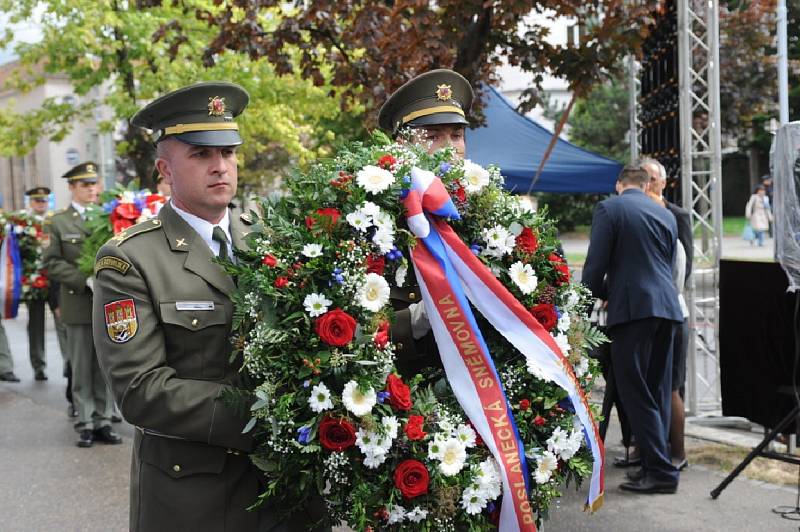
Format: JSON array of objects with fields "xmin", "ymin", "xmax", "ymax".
[{"xmin": 112, "ymin": 218, "xmax": 163, "ymax": 246}]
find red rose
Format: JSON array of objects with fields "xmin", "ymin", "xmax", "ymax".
[
  {"xmin": 393, "ymin": 459, "xmax": 429, "ymax": 499},
  {"xmin": 114, "ymin": 202, "xmax": 140, "ymax": 220},
  {"xmin": 530, "ymin": 303, "xmax": 558, "ymax": 332},
  {"xmin": 262, "ymin": 254, "xmax": 278, "ymax": 267},
  {"xmin": 378, "ymin": 154, "xmax": 397, "ymax": 169},
  {"xmin": 273, "ymin": 276, "xmax": 289, "ymax": 288},
  {"xmin": 386, "ymin": 374, "xmax": 412, "ymax": 411},
  {"xmin": 306, "ymin": 208, "xmax": 341, "ymax": 232},
  {"xmin": 519, "ymin": 399, "xmax": 531, "ymax": 411},
  {"xmin": 315, "ymin": 308, "xmax": 357, "ymax": 347},
  {"xmin": 454, "ymin": 184, "xmax": 466, "ymax": 203},
  {"xmin": 404, "ymin": 415, "xmax": 427, "ymax": 441},
  {"xmin": 32, "ymin": 277, "xmax": 48, "ymax": 289},
  {"xmin": 373, "ymin": 321, "xmax": 390, "ymax": 349},
  {"xmin": 516, "ymin": 227, "xmax": 538, "ymax": 254},
  {"xmin": 366, "ymin": 254, "xmax": 385, "ymax": 275},
  {"xmin": 534, "ymin": 415, "xmax": 546, "ymax": 426},
  {"xmin": 549, "ymin": 253, "xmax": 570, "ymax": 285},
  {"xmin": 318, "ymin": 416, "xmax": 356, "ymax": 451}
]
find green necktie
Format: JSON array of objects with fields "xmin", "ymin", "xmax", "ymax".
[{"xmin": 212, "ymin": 226, "xmax": 229, "ymax": 260}]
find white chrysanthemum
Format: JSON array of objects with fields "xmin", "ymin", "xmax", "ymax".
[
  {"xmin": 525, "ymin": 356, "xmax": 553, "ymax": 382},
  {"xmin": 461, "ymin": 487, "xmax": 488, "ymax": 515},
  {"xmin": 482, "ymin": 224, "xmax": 511, "ymax": 249},
  {"xmin": 557, "ymin": 312, "xmax": 571, "ymax": 333},
  {"xmin": 508, "ymin": 262, "xmax": 538, "ymax": 295},
  {"xmin": 462, "ymin": 160, "xmax": 491, "ymax": 193},
  {"xmin": 547, "ymin": 427, "xmax": 571, "ymax": 456},
  {"xmin": 455, "ymin": 424, "xmax": 477, "ymax": 448},
  {"xmin": 406, "ymin": 507, "xmax": 428, "ymax": 523},
  {"xmin": 438, "ymin": 438, "xmax": 467, "ymax": 476},
  {"xmin": 363, "ymin": 448, "xmax": 389, "ymax": 469},
  {"xmin": 308, "ymin": 382, "xmax": 333, "ymax": 413},
  {"xmin": 346, "ymin": 210, "xmax": 371, "ymax": 232},
  {"xmin": 382, "ymin": 416, "xmax": 400, "ymax": 440},
  {"xmin": 387, "ymin": 504, "xmax": 406, "ymax": 525},
  {"xmin": 554, "ymin": 333, "xmax": 571, "ymax": 355},
  {"xmin": 342, "ymin": 380, "xmax": 376, "ymax": 417},
  {"xmin": 303, "ymin": 293, "xmax": 332, "ymax": 317},
  {"xmin": 574, "ymin": 357, "xmax": 590, "ymax": 378},
  {"xmin": 356, "ymin": 165, "xmax": 395, "ymax": 194},
  {"xmin": 395, "ymin": 263, "xmax": 408, "ymax": 287},
  {"xmin": 358, "ymin": 273, "xmax": 390, "ymax": 312},
  {"xmin": 564, "ymin": 290, "xmax": 581, "ymax": 310},
  {"xmin": 360, "ymin": 200, "xmax": 381, "ymax": 218},
  {"xmin": 372, "ymin": 227, "xmax": 395, "ymax": 254},
  {"xmin": 476, "ymin": 459, "xmax": 502, "ymax": 499},
  {"xmin": 534, "ymin": 451, "xmax": 558, "ymax": 483},
  {"xmin": 427, "ymin": 435, "xmax": 446, "ymax": 460},
  {"xmin": 373, "ymin": 210, "xmax": 394, "ymax": 230},
  {"xmin": 302, "ymin": 243, "xmax": 323, "ymax": 258}
]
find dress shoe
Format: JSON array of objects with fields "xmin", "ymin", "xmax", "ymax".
[
  {"xmin": 0, "ymin": 371, "xmax": 20, "ymax": 382},
  {"xmin": 34, "ymin": 370, "xmax": 48, "ymax": 381},
  {"xmin": 77, "ymin": 429, "xmax": 94, "ymax": 448},
  {"xmin": 620, "ymin": 476, "xmax": 677, "ymax": 494},
  {"xmin": 111, "ymin": 414, "xmax": 123, "ymax": 423},
  {"xmin": 613, "ymin": 455, "xmax": 641, "ymax": 468},
  {"xmin": 673, "ymin": 458, "xmax": 689, "ymax": 471},
  {"xmin": 93, "ymin": 426, "xmax": 123, "ymax": 444},
  {"xmin": 626, "ymin": 468, "xmax": 645, "ymax": 482}
]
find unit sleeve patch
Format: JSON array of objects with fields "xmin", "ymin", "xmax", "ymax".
[
  {"xmin": 104, "ymin": 299, "xmax": 138, "ymax": 343},
  {"xmin": 95, "ymin": 256, "xmax": 132, "ymax": 276}
]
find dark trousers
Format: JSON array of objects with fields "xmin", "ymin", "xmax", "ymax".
[
  {"xmin": 609, "ymin": 317, "xmax": 679, "ymax": 483},
  {"xmin": 26, "ymin": 299, "xmax": 46, "ymax": 372}
]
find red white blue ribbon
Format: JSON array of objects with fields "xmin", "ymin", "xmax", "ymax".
[
  {"xmin": 0, "ymin": 225, "xmax": 22, "ymax": 319},
  {"xmin": 404, "ymin": 169, "xmax": 604, "ymax": 530}
]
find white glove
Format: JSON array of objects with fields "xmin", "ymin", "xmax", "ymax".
[
  {"xmin": 409, "ymin": 301, "xmax": 431, "ymax": 340},
  {"xmin": 85, "ymin": 277, "xmax": 94, "ymax": 292}
]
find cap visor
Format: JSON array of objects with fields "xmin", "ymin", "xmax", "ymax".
[
  {"xmin": 407, "ymin": 113, "xmax": 469, "ymax": 129},
  {"xmin": 171, "ymin": 130, "xmax": 243, "ymax": 147}
]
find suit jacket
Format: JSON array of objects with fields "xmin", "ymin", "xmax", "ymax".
[
  {"xmin": 43, "ymin": 205, "xmax": 92, "ymax": 325},
  {"xmin": 665, "ymin": 201, "xmax": 692, "ymax": 284},
  {"xmin": 93, "ymin": 203, "xmax": 325, "ymax": 532},
  {"xmin": 582, "ymin": 188, "xmax": 683, "ymax": 328}
]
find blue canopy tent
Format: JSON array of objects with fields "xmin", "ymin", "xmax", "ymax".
[{"xmin": 465, "ymin": 86, "xmax": 623, "ymax": 194}]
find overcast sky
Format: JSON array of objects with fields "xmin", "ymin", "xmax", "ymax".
[{"xmin": 0, "ymin": 12, "xmax": 42, "ymax": 65}]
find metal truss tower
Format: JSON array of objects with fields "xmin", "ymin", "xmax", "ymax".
[{"xmin": 678, "ymin": 0, "xmax": 723, "ymax": 415}]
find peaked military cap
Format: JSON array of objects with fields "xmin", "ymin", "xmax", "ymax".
[
  {"xmin": 62, "ymin": 162, "xmax": 99, "ymax": 183},
  {"xmin": 378, "ymin": 69, "xmax": 474, "ymax": 134},
  {"xmin": 25, "ymin": 186, "xmax": 51, "ymax": 199},
  {"xmin": 131, "ymin": 81, "xmax": 249, "ymax": 146}
]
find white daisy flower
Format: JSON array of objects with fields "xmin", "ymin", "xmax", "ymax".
[
  {"xmin": 341, "ymin": 380, "xmax": 377, "ymax": 417},
  {"xmin": 534, "ymin": 451, "xmax": 558, "ymax": 483},
  {"xmin": 557, "ymin": 312, "xmax": 571, "ymax": 333},
  {"xmin": 356, "ymin": 165, "xmax": 395, "ymax": 194},
  {"xmin": 382, "ymin": 416, "xmax": 400, "ymax": 440},
  {"xmin": 574, "ymin": 356, "xmax": 590, "ymax": 378},
  {"xmin": 395, "ymin": 263, "xmax": 408, "ymax": 287},
  {"xmin": 358, "ymin": 273, "xmax": 390, "ymax": 312},
  {"xmin": 427, "ymin": 435, "xmax": 446, "ymax": 461},
  {"xmin": 482, "ymin": 224, "xmax": 511, "ymax": 249},
  {"xmin": 372, "ymin": 227, "xmax": 395, "ymax": 254},
  {"xmin": 360, "ymin": 200, "xmax": 381, "ymax": 218},
  {"xmin": 455, "ymin": 424, "xmax": 477, "ymax": 448},
  {"xmin": 362, "ymin": 448, "xmax": 389, "ymax": 469},
  {"xmin": 406, "ymin": 507, "xmax": 428, "ymax": 523},
  {"xmin": 373, "ymin": 210, "xmax": 394, "ymax": 230},
  {"xmin": 508, "ymin": 262, "xmax": 538, "ymax": 295},
  {"xmin": 308, "ymin": 382, "xmax": 333, "ymax": 413},
  {"xmin": 438, "ymin": 438, "xmax": 467, "ymax": 476},
  {"xmin": 461, "ymin": 487, "xmax": 488, "ymax": 515},
  {"xmin": 547, "ymin": 427, "xmax": 570, "ymax": 456},
  {"xmin": 462, "ymin": 160, "xmax": 491, "ymax": 193},
  {"xmin": 525, "ymin": 356, "xmax": 553, "ymax": 382},
  {"xmin": 554, "ymin": 333, "xmax": 571, "ymax": 355},
  {"xmin": 302, "ymin": 243, "xmax": 323, "ymax": 258},
  {"xmin": 387, "ymin": 504, "xmax": 406, "ymax": 525},
  {"xmin": 346, "ymin": 210, "xmax": 372, "ymax": 232},
  {"xmin": 303, "ymin": 293, "xmax": 332, "ymax": 317}
]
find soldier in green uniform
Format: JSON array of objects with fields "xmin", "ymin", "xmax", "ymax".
[
  {"xmin": 93, "ymin": 82, "xmax": 327, "ymax": 531},
  {"xmin": 43, "ymin": 164, "xmax": 120, "ymax": 447},
  {"xmin": 23, "ymin": 186, "xmax": 52, "ymax": 380},
  {"xmin": 378, "ymin": 69, "xmax": 474, "ymax": 376}
]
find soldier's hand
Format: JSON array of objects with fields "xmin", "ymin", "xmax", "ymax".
[
  {"xmin": 409, "ymin": 302, "xmax": 431, "ymax": 340},
  {"xmin": 86, "ymin": 277, "xmax": 94, "ymax": 293},
  {"xmin": 54, "ymin": 307, "xmax": 61, "ymax": 320}
]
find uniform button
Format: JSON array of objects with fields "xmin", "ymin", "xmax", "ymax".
[
  {"xmin": 396, "ymin": 342, "xmax": 403, "ymax": 350},
  {"xmin": 68, "ymin": 290, "xmax": 74, "ymax": 295},
  {"xmin": 70, "ymin": 239, "xmax": 77, "ymax": 244},
  {"xmin": 408, "ymin": 292, "xmax": 416, "ymax": 300},
  {"xmin": 172, "ymin": 464, "xmax": 181, "ymax": 472},
  {"xmin": 191, "ymin": 318, "xmax": 199, "ymax": 327}
]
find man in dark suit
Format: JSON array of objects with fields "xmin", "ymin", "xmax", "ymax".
[{"xmin": 583, "ymin": 164, "xmax": 683, "ymax": 493}]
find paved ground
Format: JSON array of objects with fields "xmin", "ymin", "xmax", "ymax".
[{"xmin": 2, "ymin": 307, "xmax": 799, "ymax": 531}]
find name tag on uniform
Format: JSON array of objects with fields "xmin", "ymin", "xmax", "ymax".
[
  {"xmin": 175, "ymin": 301, "xmax": 215, "ymax": 311},
  {"xmin": 63, "ymin": 233, "xmax": 82, "ymax": 239}
]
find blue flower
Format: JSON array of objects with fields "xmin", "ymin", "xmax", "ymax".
[
  {"xmin": 332, "ymin": 268, "xmax": 345, "ymax": 284},
  {"xmin": 399, "ymin": 189, "xmax": 410, "ymax": 200},
  {"xmin": 297, "ymin": 425, "xmax": 312, "ymax": 444},
  {"xmin": 469, "ymin": 243, "xmax": 482, "ymax": 256},
  {"xmin": 377, "ymin": 391, "xmax": 390, "ymax": 404},
  {"xmin": 102, "ymin": 199, "xmax": 119, "ymax": 214},
  {"xmin": 439, "ymin": 162, "xmax": 452, "ymax": 174},
  {"xmin": 303, "ymin": 380, "xmax": 311, "ymax": 388},
  {"xmin": 134, "ymin": 197, "xmax": 147, "ymax": 212},
  {"xmin": 554, "ymin": 305, "xmax": 562, "ymax": 319}
]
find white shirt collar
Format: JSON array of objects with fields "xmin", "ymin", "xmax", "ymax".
[
  {"xmin": 71, "ymin": 201, "xmax": 87, "ymax": 216},
  {"xmin": 170, "ymin": 201, "xmax": 233, "ymax": 259}
]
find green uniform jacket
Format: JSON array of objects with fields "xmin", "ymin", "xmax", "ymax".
[
  {"xmin": 43, "ymin": 205, "xmax": 92, "ymax": 325},
  {"xmin": 93, "ymin": 204, "xmax": 325, "ymax": 532}
]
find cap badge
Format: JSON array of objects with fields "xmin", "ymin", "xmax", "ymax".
[
  {"xmin": 208, "ymin": 96, "xmax": 226, "ymax": 117},
  {"xmin": 435, "ymin": 84, "xmax": 453, "ymax": 101},
  {"xmin": 87, "ymin": 164, "xmax": 95, "ymax": 173}
]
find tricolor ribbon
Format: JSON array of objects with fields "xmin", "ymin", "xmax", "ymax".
[
  {"xmin": 403, "ymin": 168, "xmax": 604, "ymax": 531},
  {"xmin": 0, "ymin": 224, "xmax": 23, "ymax": 319}
]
